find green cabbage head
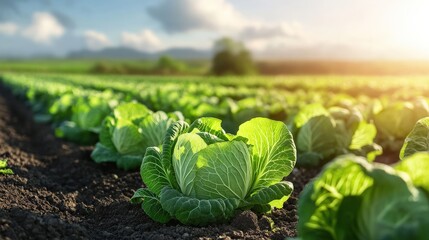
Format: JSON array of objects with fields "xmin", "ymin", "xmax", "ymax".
[
  {"xmin": 131, "ymin": 117, "xmax": 296, "ymax": 225},
  {"xmin": 91, "ymin": 102, "xmax": 183, "ymax": 170},
  {"xmin": 298, "ymin": 154, "xmax": 429, "ymax": 240}
]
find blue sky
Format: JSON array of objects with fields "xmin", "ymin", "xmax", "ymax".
[{"xmin": 1, "ymin": 0, "xmax": 429, "ymax": 59}]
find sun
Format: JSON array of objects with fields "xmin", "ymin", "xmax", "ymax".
[{"xmin": 389, "ymin": 1, "xmax": 429, "ymax": 55}]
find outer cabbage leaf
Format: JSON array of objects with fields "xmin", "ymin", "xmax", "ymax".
[
  {"xmin": 400, "ymin": 117, "xmax": 429, "ymax": 159},
  {"xmin": 139, "ymin": 111, "xmax": 173, "ymax": 149},
  {"xmin": 395, "ymin": 152, "xmax": 429, "ymax": 193},
  {"xmin": 116, "ymin": 154, "xmax": 144, "ymax": 170},
  {"xmin": 90, "ymin": 143, "xmax": 118, "ymax": 163},
  {"xmin": 333, "ymin": 120, "xmax": 353, "ymax": 151},
  {"xmin": 356, "ymin": 165, "xmax": 429, "ymax": 240},
  {"xmin": 112, "ymin": 120, "xmax": 145, "ymax": 155},
  {"xmin": 161, "ymin": 121, "xmax": 189, "ymax": 189},
  {"xmin": 98, "ymin": 116, "xmax": 116, "ymax": 149},
  {"xmin": 349, "ymin": 121, "xmax": 377, "ymax": 150},
  {"xmin": 131, "ymin": 188, "xmax": 171, "ymax": 223},
  {"xmin": 356, "ymin": 143, "xmax": 383, "ymax": 162},
  {"xmin": 71, "ymin": 103, "xmax": 109, "ymax": 131},
  {"xmin": 374, "ymin": 102, "xmax": 428, "ymax": 140},
  {"xmin": 159, "ymin": 186, "xmax": 240, "ymax": 225},
  {"xmin": 141, "ymin": 147, "xmax": 170, "ymax": 195},
  {"xmin": 345, "ymin": 109, "xmax": 364, "ymax": 136},
  {"xmin": 162, "ymin": 121, "xmax": 190, "ymax": 165},
  {"xmin": 298, "ymin": 155, "xmax": 373, "ymax": 240},
  {"xmin": 188, "ymin": 117, "xmax": 229, "ymax": 141},
  {"xmin": 55, "ymin": 121, "xmax": 98, "ymax": 145},
  {"xmin": 167, "ymin": 111, "xmax": 185, "ymax": 122},
  {"xmin": 195, "ymin": 132, "xmax": 226, "ymax": 144},
  {"xmin": 245, "ymin": 181, "xmax": 293, "ymax": 209},
  {"xmin": 297, "ymin": 115, "xmax": 337, "ymax": 160},
  {"xmin": 293, "ymin": 103, "xmax": 329, "ymax": 130},
  {"xmin": 48, "ymin": 93, "xmax": 74, "ymax": 122},
  {"xmin": 333, "ymin": 196, "xmax": 362, "ymax": 240},
  {"xmin": 329, "ymin": 106, "xmax": 350, "ymax": 120},
  {"xmin": 113, "ymin": 102, "xmax": 151, "ymax": 120},
  {"xmin": 237, "ymin": 117, "xmax": 296, "ymax": 192}
]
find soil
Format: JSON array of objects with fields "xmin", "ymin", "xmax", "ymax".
[
  {"xmin": 374, "ymin": 150, "xmax": 400, "ymax": 165},
  {"xmin": 0, "ymin": 83, "xmax": 319, "ymax": 240}
]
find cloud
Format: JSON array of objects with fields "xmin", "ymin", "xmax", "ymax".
[
  {"xmin": 239, "ymin": 23, "xmax": 301, "ymax": 40},
  {"xmin": 254, "ymin": 40, "xmax": 399, "ymax": 60},
  {"xmin": 0, "ymin": 22, "xmax": 18, "ymax": 35},
  {"xmin": 50, "ymin": 11, "xmax": 75, "ymax": 30},
  {"xmin": 84, "ymin": 30, "xmax": 112, "ymax": 50},
  {"xmin": 121, "ymin": 29, "xmax": 162, "ymax": 52},
  {"xmin": 147, "ymin": 0, "xmax": 245, "ymax": 33},
  {"xmin": 238, "ymin": 22, "xmax": 305, "ymax": 52},
  {"xmin": 147, "ymin": 0, "xmax": 302, "ymax": 52},
  {"xmin": 22, "ymin": 12, "xmax": 65, "ymax": 44}
]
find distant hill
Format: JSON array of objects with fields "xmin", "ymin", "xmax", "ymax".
[
  {"xmin": 67, "ymin": 47, "xmax": 153, "ymax": 59},
  {"xmin": 157, "ymin": 48, "xmax": 212, "ymax": 59},
  {"xmin": 67, "ymin": 47, "xmax": 211, "ymax": 60}
]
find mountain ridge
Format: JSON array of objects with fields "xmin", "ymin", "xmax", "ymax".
[{"xmin": 67, "ymin": 47, "xmax": 212, "ymax": 59}]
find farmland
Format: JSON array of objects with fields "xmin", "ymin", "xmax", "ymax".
[{"xmin": 1, "ymin": 72, "xmax": 429, "ymax": 239}]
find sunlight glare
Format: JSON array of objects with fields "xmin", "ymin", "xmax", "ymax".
[{"xmin": 391, "ymin": 1, "xmax": 429, "ymax": 55}]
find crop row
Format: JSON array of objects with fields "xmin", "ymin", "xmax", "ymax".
[
  {"xmin": 2, "ymin": 73, "xmax": 428, "ymax": 156},
  {"xmin": 1, "ymin": 73, "xmax": 429, "ymax": 239}
]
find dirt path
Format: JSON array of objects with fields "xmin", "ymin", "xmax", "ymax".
[{"xmin": 0, "ymin": 83, "xmax": 318, "ymax": 240}]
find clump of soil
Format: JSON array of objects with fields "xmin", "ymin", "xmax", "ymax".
[{"xmin": 0, "ymin": 83, "xmax": 318, "ymax": 240}]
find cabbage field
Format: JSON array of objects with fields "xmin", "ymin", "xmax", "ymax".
[{"xmin": 1, "ymin": 72, "xmax": 429, "ymax": 239}]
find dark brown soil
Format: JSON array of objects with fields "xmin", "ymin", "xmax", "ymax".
[
  {"xmin": 0, "ymin": 83, "xmax": 319, "ymax": 240},
  {"xmin": 375, "ymin": 150, "xmax": 400, "ymax": 165}
]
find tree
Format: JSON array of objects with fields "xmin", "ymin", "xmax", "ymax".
[
  {"xmin": 210, "ymin": 37, "xmax": 257, "ymax": 76},
  {"xmin": 153, "ymin": 55, "xmax": 186, "ymax": 75}
]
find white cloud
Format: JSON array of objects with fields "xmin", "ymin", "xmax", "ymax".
[
  {"xmin": 237, "ymin": 22, "xmax": 304, "ymax": 52},
  {"xmin": 121, "ymin": 29, "xmax": 162, "ymax": 52},
  {"xmin": 148, "ymin": 0, "xmax": 302, "ymax": 52},
  {"xmin": 148, "ymin": 0, "xmax": 245, "ymax": 33},
  {"xmin": 239, "ymin": 22, "xmax": 301, "ymax": 40},
  {"xmin": 22, "ymin": 12, "xmax": 65, "ymax": 44},
  {"xmin": 84, "ymin": 30, "xmax": 112, "ymax": 50},
  {"xmin": 0, "ymin": 22, "xmax": 18, "ymax": 35}
]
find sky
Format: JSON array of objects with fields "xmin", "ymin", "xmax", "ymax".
[{"xmin": 1, "ymin": 0, "xmax": 429, "ymax": 59}]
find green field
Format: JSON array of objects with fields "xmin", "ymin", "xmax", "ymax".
[
  {"xmin": 2, "ymin": 72, "xmax": 428, "ymax": 149},
  {"xmin": 4, "ymin": 59, "xmax": 429, "ymax": 76},
  {"xmin": 0, "ymin": 59, "xmax": 209, "ymax": 75},
  {"xmin": 2, "ymin": 71, "xmax": 429, "ymax": 237}
]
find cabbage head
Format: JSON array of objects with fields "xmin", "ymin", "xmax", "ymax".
[
  {"xmin": 131, "ymin": 117, "xmax": 296, "ymax": 225},
  {"xmin": 298, "ymin": 154, "xmax": 429, "ymax": 240},
  {"xmin": 91, "ymin": 102, "xmax": 183, "ymax": 170}
]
